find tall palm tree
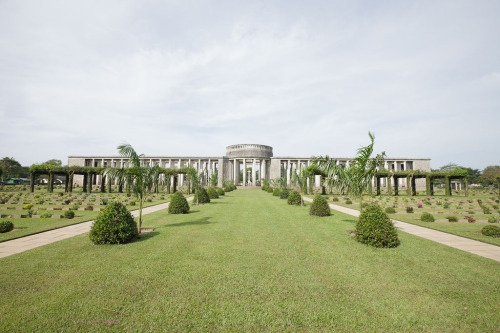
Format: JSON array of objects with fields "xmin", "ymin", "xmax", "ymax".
[
  {"xmin": 104, "ymin": 144, "xmax": 158, "ymax": 234},
  {"xmin": 348, "ymin": 132, "xmax": 386, "ymax": 210}
]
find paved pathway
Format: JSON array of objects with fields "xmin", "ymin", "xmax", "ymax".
[
  {"xmin": 0, "ymin": 199, "xmax": 192, "ymax": 259},
  {"xmin": 303, "ymin": 197, "xmax": 500, "ymax": 262}
]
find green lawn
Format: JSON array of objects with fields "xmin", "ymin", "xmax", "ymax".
[{"xmin": 0, "ymin": 190, "xmax": 498, "ymax": 331}]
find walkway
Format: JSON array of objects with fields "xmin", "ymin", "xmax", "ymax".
[
  {"xmin": 0, "ymin": 198, "xmax": 192, "ymax": 259},
  {"xmin": 303, "ymin": 197, "xmax": 500, "ymax": 263}
]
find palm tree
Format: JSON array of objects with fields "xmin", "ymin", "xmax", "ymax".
[
  {"xmin": 348, "ymin": 132, "xmax": 386, "ymax": 210},
  {"xmin": 292, "ymin": 168, "xmax": 307, "ymax": 206},
  {"xmin": 104, "ymin": 144, "xmax": 159, "ymax": 234}
]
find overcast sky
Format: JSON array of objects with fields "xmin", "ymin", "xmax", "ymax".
[{"xmin": 1, "ymin": 0, "xmax": 498, "ymax": 170}]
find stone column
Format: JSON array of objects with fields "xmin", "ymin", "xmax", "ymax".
[
  {"xmin": 262, "ymin": 159, "xmax": 267, "ymax": 182},
  {"xmin": 287, "ymin": 160, "xmax": 291, "ymax": 185},
  {"xmin": 252, "ymin": 159, "xmax": 257, "ymax": 186},
  {"xmin": 243, "ymin": 159, "xmax": 247, "ymax": 186},
  {"xmin": 233, "ymin": 159, "xmax": 238, "ymax": 185}
]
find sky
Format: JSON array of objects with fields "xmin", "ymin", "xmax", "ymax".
[{"xmin": 1, "ymin": 0, "xmax": 499, "ymax": 170}]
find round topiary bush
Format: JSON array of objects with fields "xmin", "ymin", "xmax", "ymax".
[
  {"xmin": 89, "ymin": 202, "xmax": 138, "ymax": 245},
  {"xmin": 482, "ymin": 225, "xmax": 500, "ymax": 238},
  {"xmin": 207, "ymin": 187, "xmax": 219, "ymax": 199},
  {"xmin": 64, "ymin": 210, "xmax": 75, "ymax": 219},
  {"xmin": 287, "ymin": 190, "xmax": 302, "ymax": 206},
  {"xmin": 224, "ymin": 186, "xmax": 232, "ymax": 192},
  {"xmin": 345, "ymin": 199, "xmax": 352, "ymax": 204},
  {"xmin": 279, "ymin": 188, "xmax": 289, "ymax": 200},
  {"xmin": 355, "ymin": 203, "xmax": 399, "ymax": 248},
  {"xmin": 309, "ymin": 195, "xmax": 330, "ymax": 217},
  {"xmin": 272, "ymin": 188, "xmax": 280, "ymax": 196},
  {"xmin": 266, "ymin": 187, "xmax": 273, "ymax": 193},
  {"xmin": 420, "ymin": 212, "xmax": 435, "ymax": 222},
  {"xmin": 384, "ymin": 207, "xmax": 396, "ymax": 214},
  {"xmin": 194, "ymin": 188, "xmax": 210, "ymax": 204},
  {"xmin": 0, "ymin": 221, "xmax": 14, "ymax": 233},
  {"xmin": 216, "ymin": 188, "xmax": 225, "ymax": 196},
  {"xmin": 230, "ymin": 184, "xmax": 237, "ymax": 191},
  {"xmin": 332, "ymin": 197, "xmax": 339, "ymax": 202},
  {"xmin": 168, "ymin": 191, "xmax": 190, "ymax": 214}
]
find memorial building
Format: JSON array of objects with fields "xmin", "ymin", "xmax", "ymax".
[{"xmin": 68, "ymin": 144, "xmax": 431, "ymax": 189}]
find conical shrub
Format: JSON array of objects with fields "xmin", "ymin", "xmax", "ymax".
[
  {"xmin": 168, "ymin": 191, "xmax": 190, "ymax": 214},
  {"xmin": 89, "ymin": 202, "xmax": 138, "ymax": 244},
  {"xmin": 217, "ymin": 188, "xmax": 225, "ymax": 196},
  {"xmin": 287, "ymin": 190, "xmax": 302, "ymax": 206},
  {"xmin": 355, "ymin": 203, "xmax": 399, "ymax": 248},
  {"xmin": 194, "ymin": 187, "xmax": 210, "ymax": 204},
  {"xmin": 309, "ymin": 195, "xmax": 330, "ymax": 216},
  {"xmin": 207, "ymin": 187, "xmax": 219, "ymax": 199}
]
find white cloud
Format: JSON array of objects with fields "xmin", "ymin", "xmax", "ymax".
[{"xmin": 0, "ymin": 0, "xmax": 499, "ymax": 170}]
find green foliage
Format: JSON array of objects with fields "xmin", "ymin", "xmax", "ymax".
[
  {"xmin": 41, "ymin": 212, "xmax": 52, "ymax": 218},
  {"xmin": 487, "ymin": 215, "xmax": 499, "ymax": 223},
  {"xmin": 266, "ymin": 187, "xmax": 273, "ymax": 193},
  {"xmin": 0, "ymin": 221, "xmax": 14, "ymax": 233},
  {"xmin": 89, "ymin": 202, "xmax": 138, "ymax": 244},
  {"xmin": 207, "ymin": 187, "xmax": 219, "ymax": 199},
  {"xmin": 272, "ymin": 188, "xmax": 280, "ymax": 196},
  {"xmin": 406, "ymin": 207, "xmax": 414, "ymax": 213},
  {"xmin": 287, "ymin": 190, "xmax": 302, "ymax": 206},
  {"xmin": 420, "ymin": 212, "xmax": 435, "ymax": 222},
  {"xmin": 345, "ymin": 199, "xmax": 352, "ymax": 204},
  {"xmin": 64, "ymin": 210, "xmax": 75, "ymax": 219},
  {"xmin": 332, "ymin": 197, "xmax": 339, "ymax": 202},
  {"xmin": 168, "ymin": 192, "xmax": 190, "ymax": 214},
  {"xmin": 481, "ymin": 225, "xmax": 500, "ymax": 238},
  {"xmin": 355, "ymin": 203, "xmax": 399, "ymax": 248},
  {"xmin": 309, "ymin": 195, "xmax": 330, "ymax": 217},
  {"xmin": 23, "ymin": 204, "xmax": 34, "ymax": 210},
  {"xmin": 279, "ymin": 188, "xmax": 289, "ymax": 199},
  {"xmin": 194, "ymin": 187, "xmax": 210, "ymax": 204},
  {"xmin": 446, "ymin": 216, "xmax": 458, "ymax": 222},
  {"xmin": 384, "ymin": 207, "xmax": 396, "ymax": 214},
  {"xmin": 216, "ymin": 188, "xmax": 225, "ymax": 196}
]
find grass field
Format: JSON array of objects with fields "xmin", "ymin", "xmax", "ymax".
[{"xmin": 0, "ymin": 190, "xmax": 498, "ymax": 331}]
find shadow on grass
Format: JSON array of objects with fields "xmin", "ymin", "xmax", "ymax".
[
  {"xmin": 135, "ymin": 231, "xmax": 160, "ymax": 242},
  {"xmin": 166, "ymin": 217, "xmax": 213, "ymax": 228}
]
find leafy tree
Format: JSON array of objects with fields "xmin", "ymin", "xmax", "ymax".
[
  {"xmin": 0, "ymin": 157, "xmax": 21, "ymax": 178},
  {"xmin": 480, "ymin": 166, "xmax": 500, "ymax": 185},
  {"xmin": 44, "ymin": 159, "xmax": 62, "ymax": 166},
  {"xmin": 104, "ymin": 144, "xmax": 161, "ymax": 234}
]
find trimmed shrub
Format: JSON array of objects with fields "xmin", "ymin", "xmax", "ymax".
[
  {"xmin": 23, "ymin": 204, "xmax": 33, "ymax": 210},
  {"xmin": 194, "ymin": 188, "xmax": 210, "ymax": 204},
  {"xmin": 384, "ymin": 207, "xmax": 396, "ymax": 214},
  {"xmin": 420, "ymin": 212, "xmax": 435, "ymax": 222},
  {"xmin": 0, "ymin": 221, "xmax": 14, "ymax": 233},
  {"xmin": 447, "ymin": 216, "xmax": 458, "ymax": 222},
  {"xmin": 129, "ymin": 201, "xmax": 136, "ymax": 206},
  {"xmin": 266, "ymin": 187, "xmax": 273, "ymax": 193},
  {"xmin": 287, "ymin": 190, "xmax": 302, "ymax": 206},
  {"xmin": 207, "ymin": 187, "xmax": 219, "ymax": 199},
  {"xmin": 168, "ymin": 192, "xmax": 190, "ymax": 214},
  {"xmin": 332, "ymin": 197, "xmax": 339, "ymax": 202},
  {"xmin": 279, "ymin": 188, "xmax": 289, "ymax": 200},
  {"xmin": 406, "ymin": 207, "xmax": 414, "ymax": 213},
  {"xmin": 41, "ymin": 212, "xmax": 52, "ymax": 218},
  {"xmin": 85, "ymin": 205, "xmax": 94, "ymax": 211},
  {"xmin": 224, "ymin": 186, "xmax": 232, "ymax": 192},
  {"xmin": 64, "ymin": 210, "xmax": 75, "ymax": 219},
  {"xmin": 272, "ymin": 188, "xmax": 280, "ymax": 197},
  {"xmin": 89, "ymin": 202, "xmax": 138, "ymax": 245},
  {"xmin": 488, "ymin": 215, "xmax": 499, "ymax": 223},
  {"xmin": 355, "ymin": 203, "xmax": 399, "ymax": 248},
  {"xmin": 482, "ymin": 225, "xmax": 500, "ymax": 238},
  {"xmin": 216, "ymin": 188, "xmax": 225, "ymax": 196},
  {"xmin": 345, "ymin": 199, "xmax": 352, "ymax": 204},
  {"xmin": 309, "ymin": 195, "xmax": 330, "ymax": 217}
]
